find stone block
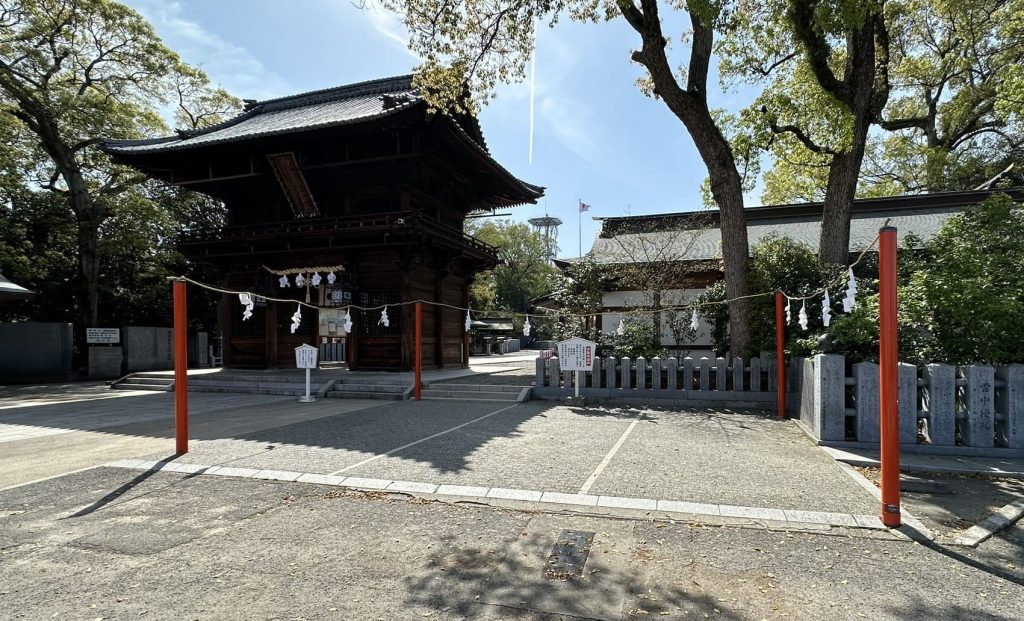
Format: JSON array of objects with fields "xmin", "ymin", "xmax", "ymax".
[
  {"xmin": 651, "ymin": 357, "xmax": 662, "ymax": 390},
  {"xmin": 813, "ymin": 354, "xmax": 846, "ymax": 442},
  {"xmin": 699, "ymin": 357, "xmax": 710, "ymax": 391},
  {"xmin": 961, "ymin": 365, "xmax": 995, "ymax": 448},
  {"xmin": 716, "ymin": 357, "xmax": 727, "ymax": 391},
  {"xmin": 666, "ymin": 357, "xmax": 678, "ymax": 390},
  {"xmin": 854, "ymin": 362, "xmax": 880, "ymax": 443},
  {"xmin": 732, "ymin": 357, "xmax": 745, "ymax": 392},
  {"xmin": 605, "ymin": 356, "xmax": 616, "ymax": 389},
  {"xmin": 636, "ymin": 356, "xmax": 647, "ymax": 390},
  {"xmin": 750, "ymin": 357, "xmax": 762, "ymax": 392},
  {"xmin": 922, "ymin": 364, "xmax": 956, "ymax": 446},
  {"xmin": 682, "ymin": 357, "xmax": 694, "ymax": 391},
  {"xmin": 899, "ymin": 362, "xmax": 919, "ymax": 445},
  {"xmin": 997, "ymin": 365, "xmax": 1024, "ymax": 449},
  {"xmin": 621, "ymin": 356, "xmax": 631, "ymax": 389},
  {"xmin": 548, "ymin": 356, "xmax": 560, "ymax": 389},
  {"xmin": 88, "ymin": 346, "xmax": 123, "ymax": 379},
  {"xmin": 536, "ymin": 356, "xmax": 546, "ymax": 387}
]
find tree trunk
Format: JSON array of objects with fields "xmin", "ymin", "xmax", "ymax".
[
  {"xmin": 75, "ymin": 213, "xmax": 102, "ymax": 328},
  {"xmin": 818, "ymin": 98, "xmax": 872, "ymax": 264}
]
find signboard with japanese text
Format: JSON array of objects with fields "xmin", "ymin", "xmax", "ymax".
[
  {"xmin": 294, "ymin": 344, "xmax": 318, "ymax": 369},
  {"xmin": 556, "ymin": 337, "xmax": 597, "ymax": 372},
  {"xmin": 86, "ymin": 328, "xmax": 120, "ymax": 344}
]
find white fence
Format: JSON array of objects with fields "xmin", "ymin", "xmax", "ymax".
[{"xmin": 534, "ymin": 354, "xmax": 783, "ymax": 406}]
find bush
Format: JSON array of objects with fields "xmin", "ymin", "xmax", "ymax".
[{"xmin": 610, "ymin": 317, "xmax": 666, "ymax": 360}]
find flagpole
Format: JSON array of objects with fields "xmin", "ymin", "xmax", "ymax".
[{"xmin": 578, "ymin": 198, "xmax": 582, "ymax": 257}]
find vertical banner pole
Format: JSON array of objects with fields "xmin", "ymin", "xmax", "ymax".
[
  {"xmin": 878, "ymin": 226, "xmax": 901, "ymax": 528},
  {"xmin": 305, "ymin": 367, "xmax": 311, "ymax": 401},
  {"xmin": 575, "ymin": 369, "xmax": 581, "ymax": 399},
  {"xmin": 415, "ymin": 302, "xmax": 422, "ymax": 401},
  {"xmin": 173, "ymin": 279, "xmax": 188, "ymax": 455},
  {"xmin": 775, "ymin": 291, "xmax": 786, "ymax": 418}
]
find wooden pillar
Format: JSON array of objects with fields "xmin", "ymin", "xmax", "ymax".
[
  {"xmin": 220, "ymin": 291, "xmax": 232, "ymax": 368},
  {"xmin": 435, "ymin": 274, "xmax": 445, "ymax": 368},
  {"xmin": 265, "ymin": 301, "xmax": 278, "ymax": 369},
  {"xmin": 400, "ymin": 266, "xmax": 414, "ymax": 371},
  {"xmin": 461, "ymin": 279, "xmax": 470, "ymax": 368}
]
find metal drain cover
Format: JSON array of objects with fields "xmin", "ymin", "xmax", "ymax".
[{"xmin": 544, "ymin": 529, "xmax": 595, "ymax": 580}]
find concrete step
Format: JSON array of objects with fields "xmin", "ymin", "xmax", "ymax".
[
  {"xmin": 325, "ymin": 390, "xmax": 406, "ymax": 401},
  {"xmin": 423, "ymin": 383, "xmax": 523, "ymax": 393},
  {"xmin": 189, "ymin": 385, "xmax": 311, "ymax": 396},
  {"xmin": 330, "ymin": 383, "xmax": 408, "ymax": 393},
  {"xmin": 120, "ymin": 377, "xmax": 174, "ymax": 386},
  {"xmin": 421, "ymin": 396, "xmax": 519, "ymax": 402},
  {"xmin": 188, "ymin": 380, "xmax": 328, "ymax": 391},
  {"xmin": 113, "ymin": 382, "xmax": 172, "ymax": 392},
  {"xmin": 336, "ymin": 377, "xmax": 409, "ymax": 386},
  {"xmin": 419, "ymin": 389, "xmax": 519, "ymax": 401}
]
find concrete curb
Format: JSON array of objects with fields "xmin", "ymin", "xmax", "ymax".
[
  {"xmin": 105, "ymin": 459, "xmax": 902, "ymax": 537},
  {"xmin": 822, "ymin": 446, "xmax": 1024, "ymax": 478},
  {"xmin": 832, "ymin": 460, "xmax": 936, "ymax": 542},
  {"xmin": 954, "ymin": 498, "xmax": 1024, "ymax": 547}
]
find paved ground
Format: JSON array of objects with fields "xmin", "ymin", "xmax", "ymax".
[
  {"xmin": 1, "ymin": 467, "xmax": 1021, "ymax": 621},
  {"xmin": 103, "ymin": 398, "xmax": 879, "ymax": 515},
  {"xmin": 0, "ymin": 389, "xmax": 383, "ymax": 489}
]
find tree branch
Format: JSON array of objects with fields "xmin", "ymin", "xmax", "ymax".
[
  {"xmin": 762, "ymin": 106, "xmax": 838, "ymax": 155},
  {"xmin": 787, "ymin": 0, "xmax": 851, "ymax": 105}
]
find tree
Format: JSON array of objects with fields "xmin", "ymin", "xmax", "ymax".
[
  {"xmin": 723, "ymin": 1, "xmax": 1024, "ymax": 211},
  {"xmin": 0, "ymin": 0, "xmax": 239, "ymax": 329},
  {"xmin": 466, "ymin": 219, "xmax": 557, "ymax": 312},
  {"xmin": 380, "ymin": 0, "xmax": 755, "ymax": 355}
]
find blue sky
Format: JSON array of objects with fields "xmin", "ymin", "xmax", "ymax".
[{"xmin": 124, "ymin": 0, "xmax": 762, "ymax": 257}]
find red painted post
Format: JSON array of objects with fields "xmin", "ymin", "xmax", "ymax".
[
  {"xmin": 414, "ymin": 302, "xmax": 422, "ymax": 401},
  {"xmin": 775, "ymin": 291, "xmax": 786, "ymax": 418},
  {"xmin": 173, "ymin": 279, "xmax": 189, "ymax": 454},
  {"xmin": 878, "ymin": 226, "xmax": 901, "ymax": 528}
]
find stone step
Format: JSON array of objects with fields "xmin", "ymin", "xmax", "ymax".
[
  {"xmin": 188, "ymin": 380, "xmax": 329, "ymax": 391},
  {"xmin": 330, "ymin": 383, "xmax": 408, "ymax": 393},
  {"xmin": 325, "ymin": 390, "xmax": 406, "ymax": 401},
  {"xmin": 113, "ymin": 382, "xmax": 172, "ymax": 392},
  {"xmin": 189, "ymin": 385, "xmax": 311, "ymax": 396},
  {"xmin": 423, "ymin": 383, "xmax": 523, "ymax": 393},
  {"xmin": 421, "ymin": 396, "xmax": 518, "ymax": 402},
  {"xmin": 336, "ymin": 377, "xmax": 410, "ymax": 386},
  {"xmin": 120, "ymin": 377, "xmax": 174, "ymax": 386},
  {"xmin": 419, "ymin": 389, "xmax": 519, "ymax": 401}
]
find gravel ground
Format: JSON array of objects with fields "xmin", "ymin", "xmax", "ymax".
[{"xmin": 1, "ymin": 467, "xmax": 1022, "ymax": 621}]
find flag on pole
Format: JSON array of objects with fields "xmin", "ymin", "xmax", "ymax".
[{"xmin": 579, "ymin": 200, "xmax": 590, "ymax": 213}]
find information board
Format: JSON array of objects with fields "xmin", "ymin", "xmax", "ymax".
[
  {"xmin": 86, "ymin": 328, "xmax": 120, "ymax": 344},
  {"xmin": 556, "ymin": 337, "xmax": 597, "ymax": 372},
  {"xmin": 294, "ymin": 344, "xmax": 318, "ymax": 369}
]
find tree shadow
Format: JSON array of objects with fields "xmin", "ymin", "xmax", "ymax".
[{"xmin": 401, "ymin": 532, "xmax": 747, "ymax": 620}]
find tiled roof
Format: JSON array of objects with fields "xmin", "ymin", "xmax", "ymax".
[
  {"xmin": 102, "ymin": 76, "xmax": 419, "ymax": 154},
  {"xmin": 0, "ymin": 272, "xmax": 33, "ymax": 298},
  {"xmin": 589, "ymin": 192, "xmax": 1020, "ymax": 264}
]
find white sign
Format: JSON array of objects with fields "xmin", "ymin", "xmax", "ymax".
[
  {"xmin": 86, "ymin": 328, "xmax": 120, "ymax": 344},
  {"xmin": 294, "ymin": 344, "xmax": 318, "ymax": 369},
  {"xmin": 556, "ymin": 337, "xmax": 597, "ymax": 372}
]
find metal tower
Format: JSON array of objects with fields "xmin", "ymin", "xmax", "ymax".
[{"xmin": 528, "ymin": 216, "xmax": 562, "ymax": 263}]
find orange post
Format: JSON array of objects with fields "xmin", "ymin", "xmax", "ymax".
[
  {"xmin": 878, "ymin": 226, "xmax": 901, "ymax": 527},
  {"xmin": 775, "ymin": 291, "xmax": 786, "ymax": 418},
  {"xmin": 173, "ymin": 279, "xmax": 189, "ymax": 454},
  {"xmin": 414, "ymin": 302, "xmax": 422, "ymax": 401}
]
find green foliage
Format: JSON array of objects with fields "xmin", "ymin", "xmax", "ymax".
[
  {"xmin": 548, "ymin": 258, "xmax": 605, "ymax": 342},
  {"xmin": 466, "ymin": 219, "xmax": 557, "ymax": 313},
  {"xmin": 610, "ymin": 317, "xmax": 665, "ymax": 360}
]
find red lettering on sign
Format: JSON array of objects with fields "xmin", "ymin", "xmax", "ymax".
[{"xmin": 585, "ymin": 347, "xmax": 592, "ymax": 367}]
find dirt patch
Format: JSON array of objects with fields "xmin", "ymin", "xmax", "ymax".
[{"xmin": 856, "ymin": 466, "xmax": 1024, "ymax": 538}]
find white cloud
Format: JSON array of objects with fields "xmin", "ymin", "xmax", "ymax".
[{"xmin": 126, "ymin": 0, "xmax": 292, "ymax": 100}]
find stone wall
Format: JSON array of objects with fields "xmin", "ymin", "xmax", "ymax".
[{"xmin": 0, "ymin": 322, "xmax": 74, "ymax": 380}]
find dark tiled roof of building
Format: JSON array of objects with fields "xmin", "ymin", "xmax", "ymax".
[
  {"xmin": 102, "ymin": 76, "xmax": 421, "ymax": 154},
  {"xmin": 0, "ymin": 272, "xmax": 33, "ymax": 299},
  {"xmin": 589, "ymin": 189, "xmax": 1024, "ymax": 264}
]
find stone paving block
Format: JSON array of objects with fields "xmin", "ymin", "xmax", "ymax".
[
  {"xmin": 160, "ymin": 462, "xmax": 207, "ymax": 474},
  {"xmin": 823, "ymin": 512, "xmax": 859, "ymax": 527},
  {"xmin": 211, "ymin": 466, "xmax": 260, "ymax": 478},
  {"xmin": 435, "ymin": 484, "xmax": 490, "ymax": 497},
  {"xmin": 783, "ymin": 509, "xmax": 832, "ymax": 525},
  {"xmin": 107, "ymin": 459, "xmax": 146, "ymax": 469},
  {"xmin": 719, "ymin": 505, "xmax": 787, "ymax": 521},
  {"xmin": 342, "ymin": 477, "xmax": 392, "ymax": 490},
  {"xmin": 854, "ymin": 514, "xmax": 885, "ymax": 529},
  {"xmin": 597, "ymin": 496, "xmax": 657, "ymax": 510},
  {"xmin": 657, "ymin": 500, "xmax": 720, "ymax": 516},
  {"xmin": 386, "ymin": 480, "xmax": 438, "ymax": 494},
  {"xmin": 486, "ymin": 487, "xmax": 543, "ymax": 501},
  {"xmin": 134, "ymin": 460, "xmax": 163, "ymax": 470},
  {"xmin": 296, "ymin": 473, "xmax": 347, "ymax": 486},
  {"xmin": 253, "ymin": 470, "xmax": 302, "ymax": 482},
  {"xmin": 540, "ymin": 491, "xmax": 599, "ymax": 506}
]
